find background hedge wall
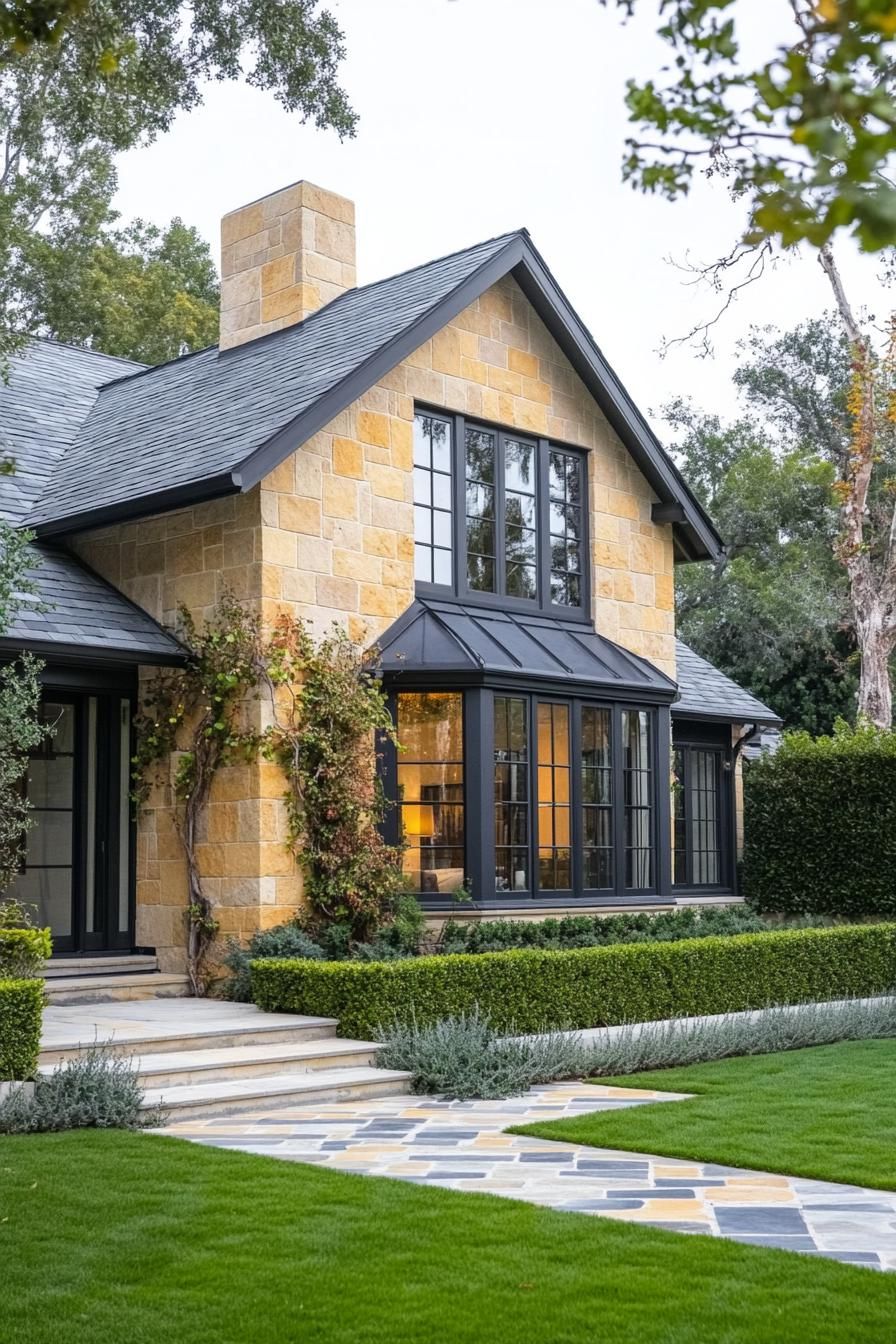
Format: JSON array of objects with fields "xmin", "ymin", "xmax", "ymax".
[
  {"xmin": 0, "ymin": 979, "xmax": 44, "ymax": 1080},
  {"xmin": 743, "ymin": 723, "xmax": 896, "ymax": 916},
  {"xmin": 252, "ymin": 923, "xmax": 896, "ymax": 1038}
]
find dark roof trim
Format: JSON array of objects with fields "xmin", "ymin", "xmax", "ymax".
[
  {"xmin": 35, "ymin": 471, "xmax": 238, "ymax": 540},
  {"xmin": 381, "ymin": 665, "xmax": 678, "ymax": 704},
  {"xmin": 671, "ymin": 704, "xmax": 781, "ymax": 727},
  {"xmin": 509, "ymin": 239, "xmax": 723, "ymax": 563},
  {"xmin": 0, "ymin": 637, "xmax": 186, "ymax": 668},
  {"xmin": 233, "ymin": 235, "xmax": 529, "ymax": 491}
]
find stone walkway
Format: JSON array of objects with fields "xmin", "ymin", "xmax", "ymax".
[{"xmin": 163, "ymin": 1082, "xmax": 896, "ymax": 1270}]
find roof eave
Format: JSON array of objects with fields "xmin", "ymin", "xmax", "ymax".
[
  {"xmin": 30, "ymin": 472, "xmax": 240, "ymax": 539},
  {"xmin": 0, "ymin": 637, "xmax": 186, "ymax": 667},
  {"xmin": 672, "ymin": 703, "xmax": 782, "ymax": 727}
]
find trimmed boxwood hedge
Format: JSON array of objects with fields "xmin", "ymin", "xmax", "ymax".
[
  {"xmin": 252, "ymin": 923, "xmax": 896, "ymax": 1038},
  {"xmin": 0, "ymin": 927, "xmax": 52, "ymax": 979},
  {"xmin": 744, "ymin": 722, "xmax": 896, "ymax": 917},
  {"xmin": 0, "ymin": 979, "xmax": 44, "ymax": 1080}
]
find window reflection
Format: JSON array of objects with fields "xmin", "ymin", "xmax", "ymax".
[{"xmin": 397, "ymin": 693, "xmax": 464, "ymax": 894}]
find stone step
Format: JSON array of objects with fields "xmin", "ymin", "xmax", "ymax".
[
  {"xmin": 39, "ymin": 1008, "xmax": 339, "ymax": 1066},
  {"xmin": 43, "ymin": 972, "xmax": 190, "ymax": 1006},
  {"xmin": 43, "ymin": 955, "xmax": 159, "ymax": 979},
  {"xmin": 142, "ymin": 1066, "xmax": 413, "ymax": 1120},
  {"xmin": 45, "ymin": 1038, "xmax": 385, "ymax": 1088}
]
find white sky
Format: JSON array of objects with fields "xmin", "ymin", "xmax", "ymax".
[{"xmin": 114, "ymin": 0, "xmax": 887, "ymax": 433}]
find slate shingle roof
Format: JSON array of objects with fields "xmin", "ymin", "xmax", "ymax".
[
  {"xmin": 0, "ymin": 340, "xmax": 145, "ymax": 525},
  {"xmin": 0, "ymin": 546, "xmax": 184, "ymax": 664},
  {"xmin": 376, "ymin": 599, "xmax": 677, "ymax": 697},
  {"xmin": 27, "ymin": 233, "xmax": 521, "ymax": 533},
  {"xmin": 674, "ymin": 640, "xmax": 781, "ymax": 725}
]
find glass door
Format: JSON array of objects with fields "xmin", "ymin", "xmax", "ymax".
[{"xmin": 8, "ymin": 691, "xmax": 134, "ymax": 954}]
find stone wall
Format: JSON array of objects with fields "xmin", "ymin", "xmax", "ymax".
[
  {"xmin": 257, "ymin": 273, "xmax": 676, "ymax": 673},
  {"xmin": 71, "ymin": 492, "xmax": 295, "ymax": 972}
]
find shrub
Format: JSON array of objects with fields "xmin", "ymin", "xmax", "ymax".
[
  {"xmin": 0, "ymin": 896, "xmax": 52, "ymax": 978},
  {"xmin": 0, "ymin": 1044, "xmax": 163, "ymax": 1133},
  {"xmin": 0, "ymin": 979, "xmax": 44, "ymax": 1080},
  {"xmin": 436, "ymin": 906, "xmax": 828, "ymax": 955},
  {"xmin": 219, "ymin": 923, "xmax": 324, "ymax": 1002},
  {"xmin": 376, "ymin": 1009, "xmax": 598, "ymax": 1099},
  {"xmin": 252, "ymin": 923, "xmax": 896, "ymax": 1038},
  {"xmin": 744, "ymin": 720, "xmax": 896, "ymax": 917}
]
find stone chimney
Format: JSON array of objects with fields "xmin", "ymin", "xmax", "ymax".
[{"xmin": 219, "ymin": 180, "xmax": 356, "ymax": 351}]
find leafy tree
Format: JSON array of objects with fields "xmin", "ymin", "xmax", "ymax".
[
  {"xmin": 0, "ymin": 0, "xmax": 355, "ymax": 364},
  {"xmin": 1, "ymin": 1, "xmax": 84, "ymax": 61},
  {"xmin": 27, "ymin": 216, "xmax": 219, "ymax": 364},
  {"xmin": 609, "ymin": 0, "xmax": 896, "ymax": 252},
  {"xmin": 0, "ymin": 515, "xmax": 46, "ymax": 892},
  {"xmin": 610, "ymin": 0, "xmax": 896, "ymax": 723},
  {"xmin": 671, "ymin": 318, "xmax": 861, "ymax": 733}
]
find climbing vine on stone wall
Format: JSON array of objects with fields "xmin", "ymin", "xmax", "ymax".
[
  {"xmin": 259, "ymin": 615, "xmax": 404, "ymax": 940},
  {"xmin": 132, "ymin": 593, "xmax": 261, "ymax": 995}
]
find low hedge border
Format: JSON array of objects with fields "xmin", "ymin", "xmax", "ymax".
[
  {"xmin": 0, "ymin": 979, "xmax": 45, "ymax": 1081},
  {"xmin": 0, "ymin": 927, "xmax": 52, "ymax": 979},
  {"xmin": 251, "ymin": 923, "xmax": 896, "ymax": 1039}
]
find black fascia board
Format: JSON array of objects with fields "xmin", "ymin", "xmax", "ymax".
[
  {"xmin": 233, "ymin": 235, "xmax": 530, "ymax": 491},
  {"xmin": 0, "ymin": 638, "xmax": 187, "ymax": 667},
  {"xmin": 508, "ymin": 241, "xmax": 724, "ymax": 563},
  {"xmin": 32, "ymin": 471, "xmax": 240, "ymax": 539},
  {"xmin": 671, "ymin": 702, "xmax": 782, "ymax": 727}
]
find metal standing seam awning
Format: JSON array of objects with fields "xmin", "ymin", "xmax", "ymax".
[{"xmin": 372, "ymin": 599, "xmax": 678, "ymax": 702}]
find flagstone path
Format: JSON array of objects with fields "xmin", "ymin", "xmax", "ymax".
[{"xmin": 162, "ymin": 1082, "xmax": 896, "ymax": 1270}]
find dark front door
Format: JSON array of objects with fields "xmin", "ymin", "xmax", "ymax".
[{"xmin": 9, "ymin": 690, "xmax": 135, "ymax": 954}]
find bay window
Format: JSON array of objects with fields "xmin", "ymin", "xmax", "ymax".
[{"xmin": 392, "ymin": 689, "xmax": 661, "ymax": 901}]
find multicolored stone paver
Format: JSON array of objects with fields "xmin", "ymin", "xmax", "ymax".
[{"xmin": 162, "ymin": 1083, "xmax": 896, "ymax": 1270}]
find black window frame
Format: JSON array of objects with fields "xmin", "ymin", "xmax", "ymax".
[
  {"xmin": 413, "ymin": 406, "xmax": 591, "ymax": 622},
  {"xmin": 671, "ymin": 722, "xmax": 735, "ymax": 894},
  {"xmin": 384, "ymin": 686, "xmax": 671, "ymax": 906}
]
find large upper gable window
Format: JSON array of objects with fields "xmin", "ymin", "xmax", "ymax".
[{"xmin": 413, "ymin": 409, "xmax": 588, "ymax": 616}]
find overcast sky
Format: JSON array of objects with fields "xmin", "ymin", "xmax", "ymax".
[{"xmin": 114, "ymin": 0, "xmax": 886, "ymax": 436}]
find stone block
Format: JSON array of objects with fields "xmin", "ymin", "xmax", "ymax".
[
  {"xmin": 357, "ymin": 410, "xmax": 390, "ymax": 448},
  {"xmin": 431, "ymin": 327, "xmax": 461, "ymax": 377},
  {"xmin": 359, "ymin": 584, "xmax": 395, "ymax": 618},
  {"xmin": 363, "ymin": 526, "xmax": 397, "ymax": 558},
  {"xmin": 279, "ymin": 495, "xmax": 321, "ymax": 535},
  {"xmin": 261, "ymin": 253, "xmax": 298, "ymax": 295},
  {"xmin": 333, "ymin": 436, "xmax": 365, "ymax": 479},
  {"xmin": 508, "ymin": 348, "xmax": 538, "ymax": 378},
  {"xmin": 323, "ymin": 475, "xmax": 359, "ymax": 520},
  {"xmin": 316, "ymin": 574, "xmax": 358, "ymax": 611},
  {"xmin": 367, "ymin": 462, "xmax": 406, "ymax": 502}
]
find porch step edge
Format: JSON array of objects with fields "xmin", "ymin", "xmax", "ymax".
[
  {"xmin": 39, "ymin": 1014, "xmax": 340, "ymax": 1063},
  {"xmin": 144, "ymin": 1066, "xmax": 413, "ymax": 1120}
]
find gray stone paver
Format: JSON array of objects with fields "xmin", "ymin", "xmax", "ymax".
[{"xmin": 161, "ymin": 1083, "xmax": 896, "ymax": 1271}]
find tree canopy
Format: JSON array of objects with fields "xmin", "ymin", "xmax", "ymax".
[
  {"xmin": 609, "ymin": 0, "xmax": 896, "ymax": 251},
  {"xmin": 672, "ymin": 316, "xmax": 861, "ymax": 732},
  {"xmin": 0, "ymin": 0, "xmax": 354, "ymax": 364}
]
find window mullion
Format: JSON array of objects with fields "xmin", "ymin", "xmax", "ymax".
[
  {"xmin": 612, "ymin": 704, "xmax": 625, "ymax": 900},
  {"xmin": 537, "ymin": 438, "xmax": 551, "ymax": 613},
  {"xmin": 570, "ymin": 697, "xmax": 583, "ymax": 897},
  {"xmin": 453, "ymin": 413, "xmax": 466, "ymax": 596},
  {"xmin": 495, "ymin": 431, "xmax": 507, "ymax": 596}
]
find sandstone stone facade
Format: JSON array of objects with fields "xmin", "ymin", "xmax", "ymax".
[
  {"xmin": 256, "ymin": 272, "xmax": 676, "ymax": 675},
  {"xmin": 70, "ymin": 268, "xmax": 677, "ymax": 970}
]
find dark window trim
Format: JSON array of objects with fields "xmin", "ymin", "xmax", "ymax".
[
  {"xmin": 671, "ymin": 722, "xmax": 735, "ymax": 893},
  {"xmin": 386, "ymin": 684, "xmax": 667, "ymax": 905},
  {"xmin": 414, "ymin": 405, "xmax": 591, "ymax": 623}
]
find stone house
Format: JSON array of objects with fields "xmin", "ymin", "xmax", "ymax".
[{"xmin": 0, "ymin": 181, "xmax": 779, "ymax": 973}]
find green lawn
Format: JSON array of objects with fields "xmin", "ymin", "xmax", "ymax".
[
  {"xmin": 515, "ymin": 1039, "xmax": 896, "ymax": 1191},
  {"xmin": 2, "ymin": 1130, "xmax": 896, "ymax": 1343}
]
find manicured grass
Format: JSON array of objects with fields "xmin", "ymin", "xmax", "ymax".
[
  {"xmin": 514, "ymin": 1039, "xmax": 896, "ymax": 1191},
  {"xmin": 2, "ymin": 1130, "xmax": 896, "ymax": 1343}
]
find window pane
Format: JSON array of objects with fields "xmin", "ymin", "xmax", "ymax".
[
  {"xmin": 674, "ymin": 747, "xmax": 722, "ymax": 887},
  {"xmin": 622, "ymin": 710, "xmax": 653, "ymax": 889},
  {"xmin": 494, "ymin": 696, "xmax": 530, "ymax": 893},
  {"xmin": 582, "ymin": 707, "xmax": 613, "ymax": 890},
  {"xmin": 504, "ymin": 439, "xmax": 535, "ymax": 492},
  {"xmin": 397, "ymin": 693, "xmax": 464, "ymax": 895},
  {"xmin": 506, "ymin": 562, "xmax": 536, "ymax": 599},
  {"xmin": 413, "ymin": 413, "xmax": 453, "ymax": 587},
  {"xmin": 466, "ymin": 428, "xmax": 495, "ymax": 483},
  {"xmin": 548, "ymin": 450, "xmax": 584, "ymax": 608},
  {"xmin": 536, "ymin": 703, "xmax": 571, "ymax": 891}
]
